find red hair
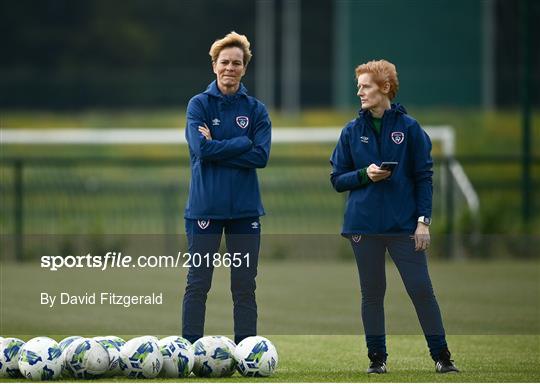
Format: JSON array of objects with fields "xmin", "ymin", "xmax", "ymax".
[{"xmin": 355, "ymin": 60, "xmax": 399, "ymax": 100}]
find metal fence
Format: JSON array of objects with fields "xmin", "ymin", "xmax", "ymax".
[{"xmin": 2, "ymin": 155, "xmax": 538, "ymax": 261}]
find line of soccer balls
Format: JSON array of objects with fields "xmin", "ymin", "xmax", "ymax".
[{"xmin": 0, "ymin": 334, "xmax": 278, "ymax": 380}]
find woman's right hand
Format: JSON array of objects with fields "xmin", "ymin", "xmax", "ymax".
[
  {"xmin": 367, "ymin": 163, "xmax": 391, "ymax": 182},
  {"xmin": 198, "ymin": 124, "xmax": 212, "ymax": 140}
]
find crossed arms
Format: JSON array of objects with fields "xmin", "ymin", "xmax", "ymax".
[{"xmin": 185, "ymin": 98, "xmax": 271, "ymax": 169}]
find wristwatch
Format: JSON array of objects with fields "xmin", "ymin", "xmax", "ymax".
[{"xmin": 418, "ymin": 216, "xmax": 431, "ymax": 226}]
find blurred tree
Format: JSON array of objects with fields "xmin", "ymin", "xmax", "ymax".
[{"xmin": 1, "ymin": 0, "xmax": 536, "ymax": 108}]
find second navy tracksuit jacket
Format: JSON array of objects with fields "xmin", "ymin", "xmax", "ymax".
[{"xmin": 330, "ymin": 104, "xmax": 433, "ymax": 235}]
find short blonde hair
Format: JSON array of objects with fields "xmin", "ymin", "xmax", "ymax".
[
  {"xmin": 209, "ymin": 31, "xmax": 252, "ymax": 66},
  {"xmin": 355, "ymin": 59, "xmax": 399, "ymax": 100}
]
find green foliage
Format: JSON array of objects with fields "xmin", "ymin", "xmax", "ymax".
[
  {"xmin": 2, "ymin": 108, "xmax": 539, "ymax": 156},
  {"xmin": 1, "ymin": 109, "xmax": 539, "ymax": 238}
]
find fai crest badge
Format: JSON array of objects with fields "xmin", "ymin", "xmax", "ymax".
[
  {"xmin": 351, "ymin": 235, "xmax": 362, "ymax": 243},
  {"xmin": 391, "ymin": 131, "xmax": 404, "ymax": 144},
  {"xmin": 236, "ymin": 116, "xmax": 249, "ymax": 129},
  {"xmin": 197, "ymin": 219, "xmax": 210, "ymax": 230}
]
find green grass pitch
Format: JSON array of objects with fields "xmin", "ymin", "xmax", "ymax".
[
  {"xmin": 0, "ymin": 335, "xmax": 538, "ymax": 382},
  {"xmin": 1, "ymin": 259, "xmax": 539, "ymax": 381}
]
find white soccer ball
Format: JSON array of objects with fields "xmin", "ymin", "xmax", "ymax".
[
  {"xmin": 119, "ymin": 336, "xmax": 163, "ymax": 379},
  {"xmin": 157, "ymin": 336, "xmax": 194, "ymax": 378},
  {"xmin": 58, "ymin": 336, "xmax": 83, "ymax": 353},
  {"xmin": 63, "ymin": 338, "xmax": 109, "ymax": 378},
  {"xmin": 235, "ymin": 336, "xmax": 278, "ymax": 377},
  {"xmin": 58, "ymin": 336, "xmax": 83, "ymax": 377},
  {"xmin": 93, "ymin": 336, "xmax": 125, "ymax": 376},
  {"xmin": 0, "ymin": 337, "xmax": 25, "ymax": 378},
  {"xmin": 18, "ymin": 337, "xmax": 62, "ymax": 381},
  {"xmin": 192, "ymin": 336, "xmax": 236, "ymax": 377}
]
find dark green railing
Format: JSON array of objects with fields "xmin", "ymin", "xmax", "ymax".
[{"xmin": 2, "ymin": 155, "xmax": 538, "ymax": 261}]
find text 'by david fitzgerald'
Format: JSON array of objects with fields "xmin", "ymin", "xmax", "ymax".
[{"xmin": 40, "ymin": 292, "xmax": 163, "ymax": 308}]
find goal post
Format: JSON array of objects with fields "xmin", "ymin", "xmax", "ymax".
[
  {"xmin": 1, "ymin": 125, "xmax": 481, "ymax": 219},
  {"xmin": 1, "ymin": 127, "xmax": 479, "ymax": 259}
]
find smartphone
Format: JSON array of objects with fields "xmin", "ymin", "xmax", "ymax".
[{"xmin": 380, "ymin": 161, "xmax": 398, "ymax": 172}]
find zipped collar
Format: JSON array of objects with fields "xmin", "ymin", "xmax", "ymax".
[
  {"xmin": 203, "ymin": 80, "xmax": 248, "ymax": 101},
  {"xmin": 358, "ymin": 103, "xmax": 407, "ymax": 119}
]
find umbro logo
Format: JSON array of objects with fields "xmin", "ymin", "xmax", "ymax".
[
  {"xmin": 360, "ymin": 136, "xmax": 369, "ymax": 144},
  {"xmin": 251, "ymin": 222, "xmax": 259, "ymax": 229},
  {"xmin": 212, "ymin": 118, "xmax": 221, "ymax": 126}
]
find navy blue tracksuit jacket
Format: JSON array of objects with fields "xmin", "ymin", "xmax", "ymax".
[
  {"xmin": 330, "ymin": 104, "xmax": 448, "ymax": 360},
  {"xmin": 330, "ymin": 104, "xmax": 433, "ymax": 235},
  {"xmin": 182, "ymin": 81, "xmax": 270, "ymax": 344},
  {"xmin": 184, "ymin": 80, "xmax": 271, "ymax": 219}
]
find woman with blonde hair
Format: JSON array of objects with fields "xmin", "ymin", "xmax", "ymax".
[{"xmin": 182, "ymin": 31, "xmax": 271, "ymax": 345}]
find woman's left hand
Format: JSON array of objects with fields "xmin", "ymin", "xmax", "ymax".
[
  {"xmin": 413, "ymin": 222, "xmax": 430, "ymax": 251},
  {"xmin": 198, "ymin": 124, "xmax": 212, "ymax": 140}
]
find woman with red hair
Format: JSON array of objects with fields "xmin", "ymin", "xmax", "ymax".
[{"xmin": 331, "ymin": 59, "xmax": 459, "ymax": 374}]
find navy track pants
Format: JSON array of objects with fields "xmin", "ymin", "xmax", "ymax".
[
  {"xmin": 182, "ymin": 217, "xmax": 260, "ymax": 345},
  {"xmin": 350, "ymin": 235, "xmax": 447, "ymax": 360}
]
